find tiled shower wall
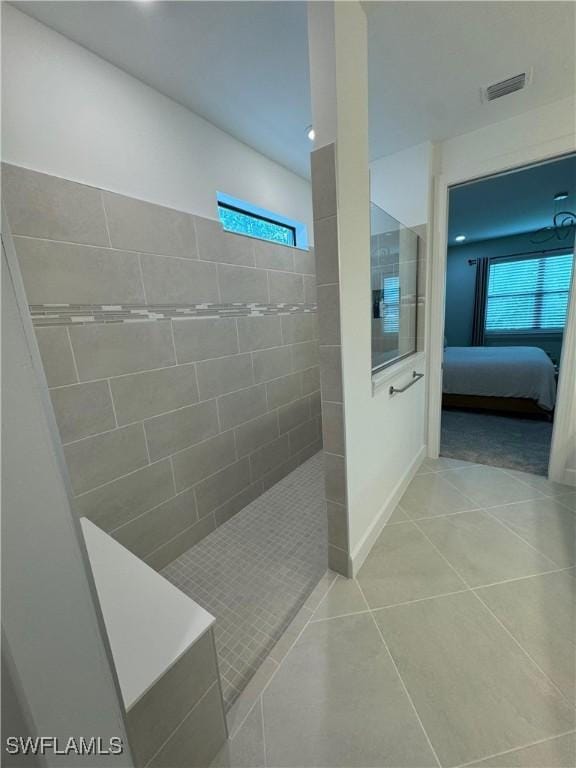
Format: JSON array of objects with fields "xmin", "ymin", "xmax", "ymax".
[{"xmin": 3, "ymin": 164, "xmax": 322, "ymax": 569}]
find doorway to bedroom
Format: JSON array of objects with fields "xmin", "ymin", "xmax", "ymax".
[{"xmin": 441, "ymin": 153, "xmax": 575, "ymax": 476}]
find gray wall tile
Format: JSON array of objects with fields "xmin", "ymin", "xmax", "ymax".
[
  {"xmin": 69, "ymin": 321, "xmax": 175, "ymax": 380},
  {"xmin": 147, "ymin": 682, "xmax": 227, "ymax": 768},
  {"xmin": 314, "ymin": 216, "xmax": 339, "ymax": 285},
  {"xmin": 195, "ymin": 458, "xmax": 251, "ymax": 517},
  {"xmin": 145, "ymin": 515, "xmax": 215, "ymax": 571},
  {"xmin": 172, "ymin": 431, "xmax": 237, "ymax": 492},
  {"xmin": 235, "ymin": 412, "xmax": 279, "ymax": 458},
  {"xmin": 103, "ymin": 191, "xmax": 197, "ymax": 258},
  {"xmin": 268, "ymin": 272, "xmax": 305, "ymax": 304},
  {"xmin": 320, "ymin": 346, "xmax": 343, "ymax": 403},
  {"xmin": 214, "ymin": 481, "xmax": 263, "ymax": 527},
  {"xmin": 218, "ymin": 384, "xmax": 267, "ymax": 429},
  {"xmin": 196, "ymin": 354, "xmax": 253, "ymax": 400},
  {"xmin": 250, "ymin": 435, "xmax": 290, "ymax": 481},
  {"xmin": 195, "ymin": 217, "xmax": 254, "ymax": 266},
  {"xmin": 128, "ymin": 630, "xmax": 219, "ymax": 766},
  {"xmin": 327, "ymin": 501, "xmax": 349, "ymax": 550},
  {"xmin": 308, "ymin": 391, "xmax": 322, "ymax": 417},
  {"xmin": 237, "ymin": 316, "xmax": 282, "ymax": 352},
  {"xmin": 266, "ymin": 372, "xmax": 302, "ymax": 410},
  {"xmin": 113, "ymin": 488, "xmax": 198, "ymax": 559},
  {"xmin": 75, "ymin": 459, "xmax": 174, "ymax": 531},
  {"xmin": 317, "ymin": 284, "xmax": 341, "ymax": 345},
  {"xmin": 322, "ymin": 401, "xmax": 345, "ymax": 455},
  {"xmin": 50, "ymin": 381, "xmax": 115, "ymax": 444},
  {"xmin": 140, "ymin": 253, "xmax": 219, "ymax": 304},
  {"xmin": 252, "ymin": 346, "xmax": 292, "ymax": 384},
  {"xmin": 281, "ymin": 313, "xmax": 318, "ymax": 344},
  {"xmin": 324, "ymin": 452, "xmax": 346, "ymax": 505},
  {"xmin": 311, "ymin": 143, "xmax": 337, "ymax": 221},
  {"xmin": 328, "ymin": 544, "xmax": 351, "ymax": 577},
  {"xmin": 293, "ymin": 247, "xmax": 316, "ymax": 275},
  {"xmin": 173, "ymin": 318, "xmax": 238, "ymax": 363},
  {"xmin": 218, "ymin": 265, "xmax": 268, "ymax": 304},
  {"xmin": 278, "ymin": 397, "xmax": 310, "ymax": 434},
  {"xmin": 304, "ymin": 274, "xmax": 317, "ymax": 304},
  {"xmin": 15, "ymin": 238, "xmax": 144, "ymax": 305},
  {"xmin": 64, "ymin": 423, "xmax": 149, "ymax": 495},
  {"xmin": 301, "ymin": 366, "xmax": 320, "ymax": 396},
  {"xmin": 35, "ymin": 327, "xmax": 77, "ymax": 387},
  {"xmin": 296, "ymin": 438, "xmax": 323, "ymax": 466},
  {"xmin": 3, "ymin": 164, "xmax": 109, "ymax": 246},
  {"xmin": 261, "ymin": 457, "xmax": 299, "ymax": 491},
  {"xmin": 253, "ymin": 240, "xmax": 294, "ymax": 271},
  {"xmin": 110, "ymin": 364, "xmax": 199, "ymax": 425},
  {"xmin": 144, "ymin": 400, "xmax": 219, "ymax": 461},
  {"xmin": 289, "ymin": 417, "xmax": 321, "ymax": 455},
  {"xmin": 291, "ymin": 340, "xmax": 319, "ymax": 372}
]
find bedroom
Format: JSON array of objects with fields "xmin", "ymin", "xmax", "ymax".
[{"xmin": 442, "ymin": 152, "xmax": 575, "ymax": 476}]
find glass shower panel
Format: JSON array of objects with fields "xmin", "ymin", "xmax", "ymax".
[{"xmin": 370, "ymin": 202, "xmax": 419, "ymax": 373}]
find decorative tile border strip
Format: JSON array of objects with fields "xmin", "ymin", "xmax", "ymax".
[{"xmin": 29, "ymin": 302, "xmax": 318, "ymax": 327}]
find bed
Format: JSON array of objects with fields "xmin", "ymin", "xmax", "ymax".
[{"xmin": 442, "ymin": 346, "xmax": 557, "ymax": 415}]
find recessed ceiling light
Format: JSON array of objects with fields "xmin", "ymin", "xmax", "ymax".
[
  {"xmin": 306, "ymin": 126, "xmax": 315, "ymax": 142},
  {"xmin": 455, "ymin": 234, "xmax": 467, "ymax": 242},
  {"xmin": 554, "ymin": 191, "xmax": 569, "ymax": 201}
]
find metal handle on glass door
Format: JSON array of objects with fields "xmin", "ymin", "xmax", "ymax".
[{"xmin": 389, "ymin": 371, "xmax": 424, "ymax": 396}]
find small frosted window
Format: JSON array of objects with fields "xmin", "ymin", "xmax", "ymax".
[{"xmin": 218, "ymin": 203, "xmax": 296, "ymax": 246}]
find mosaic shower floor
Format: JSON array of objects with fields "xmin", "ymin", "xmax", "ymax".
[{"xmin": 161, "ymin": 452, "xmax": 327, "ymax": 709}]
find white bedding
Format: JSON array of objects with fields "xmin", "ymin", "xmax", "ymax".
[{"xmin": 443, "ymin": 346, "xmax": 557, "ymax": 411}]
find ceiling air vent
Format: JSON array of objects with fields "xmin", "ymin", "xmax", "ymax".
[{"xmin": 481, "ymin": 71, "xmax": 531, "ymax": 102}]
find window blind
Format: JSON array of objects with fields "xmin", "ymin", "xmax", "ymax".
[
  {"xmin": 382, "ymin": 275, "xmax": 400, "ymax": 333},
  {"xmin": 485, "ymin": 252, "xmax": 573, "ymax": 333}
]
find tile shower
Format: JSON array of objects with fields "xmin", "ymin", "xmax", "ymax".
[{"xmin": 3, "ymin": 163, "xmax": 325, "ymax": 705}]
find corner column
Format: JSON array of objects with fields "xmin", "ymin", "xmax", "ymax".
[{"xmin": 308, "ymin": 1, "xmax": 371, "ymax": 576}]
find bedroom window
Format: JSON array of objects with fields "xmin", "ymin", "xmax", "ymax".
[{"xmin": 485, "ymin": 252, "xmax": 574, "ymax": 333}]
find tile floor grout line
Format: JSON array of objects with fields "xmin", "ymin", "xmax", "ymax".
[
  {"xmin": 355, "ymin": 580, "xmax": 443, "ymax": 768},
  {"xmin": 260, "ymin": 696, "xmax": 268, "ymax": 768},
  {"xmin": 481, "ymin": 506, "xmax": 563, "ymax": 568},
  {"xmin": 411, "ymin": 518, "xmax": 575, "ymax": 710},
  {"xmin": 471, "ymin": 587, "xmax": 574, "ymax": 709},
  {"xmin": 226, "ymin": 573, "xmax": 336, "ymax": 740},
  {"xmin": 454, "ymin": 729, "xmax": 576, "ymax": 768}
]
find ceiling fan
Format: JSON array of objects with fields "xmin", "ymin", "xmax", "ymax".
[{"xmin": 530, "ymin": 192, "xmax": 576, "ymax": 245}]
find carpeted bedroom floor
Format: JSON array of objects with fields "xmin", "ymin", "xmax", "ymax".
[{"xmin": 441, "ymin": 408, "xmax": 553, "ymax": 476}]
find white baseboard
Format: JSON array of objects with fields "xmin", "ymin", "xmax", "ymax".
[
  {"xmin": 563, "ymin": 467, "xmax": 576, "ymax": 487},
  {"xmin": 350, "ymin": 445, "xmax": 427, "ymax": 577}
]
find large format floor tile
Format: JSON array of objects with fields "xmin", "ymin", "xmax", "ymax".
[
  {"xmin": 476, "ymin": 569, "xmax": 576, "ymax": 700},
  {"xmin": 399, "ymin": 473, "xmax": 478, "ymax": 519},
  {"xmin": 501, "ymin": 469, "xmax": 575, "ymax": 499},
  {"xmin": 311, "ymin": 575, "xmax": 367, "ymax": 620},
  {"xmin": 441, "ymin": 465, "xmax": 545, "ymax": 509},
  {"xmin": 262, "ymin": 613, "xmax": 438, "ymax": 767},
  {"xmin": 211, "ymin": 700, "xmax": 265, "ymax": 768},
  {"xmin": 469, "ymin": 732, "xmax": 576, "ymax": 767},
  {"xmin": 374, "ymin": 591, "xmax": 575, "ymax": 768},
  {"xmin": 417, "ymin": 457, "xmax": 476, "ymax": 475},
  {"xmin": 357, "ymin": 521, "xmax": 466, "ymax": 608},
  {"xmin": 417, "ymin": 510, "xmax": 556, "ymax": 587},
  {"xmin": 489, "ymin": 498, "xmax": 576, "ymax": 567}
]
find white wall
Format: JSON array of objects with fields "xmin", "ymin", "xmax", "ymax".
[
  {"xmin": 348, "ymin": 143, "xmax": 433, "ymax": 566},
  {"xmin": 1, "ymin": 5, "xmax": 312, "ymax": 234},
  {"xmin": 370, "ymin": 142, "xmax": 431, "ymax": 227}
]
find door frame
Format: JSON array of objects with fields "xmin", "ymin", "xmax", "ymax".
[{"xmin": 427, "ymin": 141, "xmax": 576, "ymax": 485}]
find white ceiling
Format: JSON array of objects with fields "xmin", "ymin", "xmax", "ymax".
[
  {"xmin": 12, "ymin": 1, "xmax": 576, "ymax": 179},
  {"xmin": 449, "ymin": 153, "xmax": 576, "ymax": 244}
]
